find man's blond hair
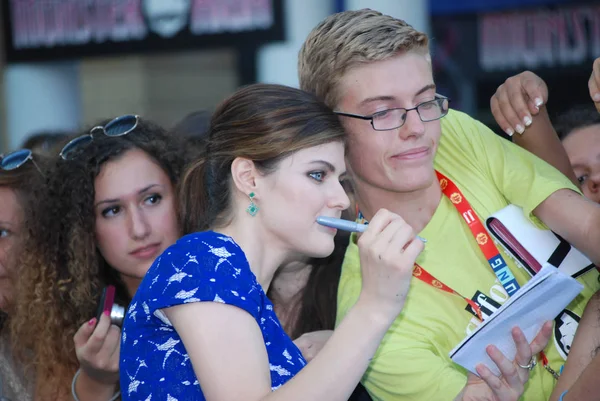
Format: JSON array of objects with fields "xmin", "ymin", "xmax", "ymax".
[{"xmin": 298, "ymin": 9, "xmax": 429, "ymax": 109}]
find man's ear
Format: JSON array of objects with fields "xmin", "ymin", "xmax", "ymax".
[{"xmin": 230, "ymin": 157, "xmax": 259, "ymax": 198}]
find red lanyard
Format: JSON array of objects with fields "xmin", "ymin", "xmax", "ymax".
[
  {"xmin": 363, "ymin": 171, "xmax": 519, "ymax": 318},
  {"xmin": 355, "ymin": 173, "xmax": 519, "ymax": 319},
  {"xmin": 413, "ymin": 264, "xmax": 484, "ymax": 320},
  {"xmin": 357, "ymin": 171, "xmax": 554, "ymax": 375},
  {"xmin": 431, "ymin": 172, "xmax": 554, "ymax": 376}
]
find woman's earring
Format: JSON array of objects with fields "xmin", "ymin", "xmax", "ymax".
[{"xmin": 246, "ymin": 192, "xmax": 259, "ymax": 216}]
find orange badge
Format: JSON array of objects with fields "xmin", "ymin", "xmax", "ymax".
[
  {"xmin": 440, "ymin": 179, "xmax": 448, "ymax": 190},
  {"xmin": 476, "ymin": 233, "xmax": 488, "ymax": 245},
  {"xmin": 450, "ymin": 193, "xmax": 462, "ymax": 204}
]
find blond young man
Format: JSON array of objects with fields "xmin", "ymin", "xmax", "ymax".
[{"xmin": 299, "ymin": 9, "xmax": 600, "ymax": 401}]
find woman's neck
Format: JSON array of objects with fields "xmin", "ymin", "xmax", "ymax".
[
  {"xmin": 270, "ymin": 261, "xmax": 312, "ymax": 305},
  {"xmin": 121, "ymin": 276, "xmax": 141, "ymax": 299},
  {"xmin": 269, "ymin": 261, "xmax": 312, "ymax": 333},
  {"xmin": 216, "ymin": 217, "xmax": 289, "ymax": 291}
]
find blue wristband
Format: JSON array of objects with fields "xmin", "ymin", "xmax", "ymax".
[{"xmin": 558, "ymin": 390, "xmax": 568, "ymax": 401}]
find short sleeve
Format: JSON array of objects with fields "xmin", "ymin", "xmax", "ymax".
[
  {"xmin": 140, "ymin": 232, "xmax": 262, "ymax": 320},
  {"xmin": 441, "ymin": 111, "xmax": 579, "ymax": 227}
]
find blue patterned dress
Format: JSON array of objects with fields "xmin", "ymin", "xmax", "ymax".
[{"xmin": 120, "ymin": 231, "xmax": 307, "ymax": 400}]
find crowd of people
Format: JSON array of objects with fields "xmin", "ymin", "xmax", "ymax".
[{"xmin": 1, "ymin": 8, "xmax": 600, "ymax": 401}]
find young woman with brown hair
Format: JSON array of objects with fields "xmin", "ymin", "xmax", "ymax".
[{"xmin": 9, "ymin": 117, "xmax": 191, "ymax": 400}]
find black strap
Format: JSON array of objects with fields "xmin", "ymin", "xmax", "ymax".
[{"xmin": 547, "ymin": 233, "xmax": 571, "ymax": 267}]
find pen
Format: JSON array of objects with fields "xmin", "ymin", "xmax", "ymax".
[{"xmin": 316, "ymin": 216, "xmax": 427, "ymax": 243}]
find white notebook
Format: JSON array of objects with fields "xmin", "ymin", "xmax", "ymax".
[{"xmin": 449, "ymin": 264, "xmax": 583, "ymax": 376}]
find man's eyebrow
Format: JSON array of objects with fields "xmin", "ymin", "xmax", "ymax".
[
  {"xmin": 414, "ymin": 84, "xmax": 436, "ymax": 98},
  {"xmin": 358, "ymin": 84, "xmax": 436, "ymax": 107}
]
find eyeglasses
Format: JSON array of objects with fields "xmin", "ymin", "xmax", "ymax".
[
  {"xmin": 334, "ymin": 95, "xmax": 450, "ymax": 131},
  {"xmin": 59, "ymin": 114, "xmax": 139, "ymax": 160}
]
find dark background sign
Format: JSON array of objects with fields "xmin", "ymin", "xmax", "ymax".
[
  {"xmin": 431, "ymin": 0, "xmax": 599, "ymax": 125},
  {"xmin": 1, "ymin": 0, "xmax": 284, "ymax": 63}
]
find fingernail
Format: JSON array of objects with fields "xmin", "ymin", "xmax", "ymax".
[
  {"xmin": 524, "ymin": 116, "xmax": 532, "ymax": 127},
  {"xmin": 505, "ymin": 128, "xmax": 514, "ymax": 136},
  {"xmin": 594, "ymin": 93, "xmax": 600, "ymax": 102},
  {"xmin": 104, "ymin": 310, "xmax": 110, "ymax": 316},
  {"xmin": 516, "ymin": 124, "xmax": 525, "ymax": 134},
  {"xmin": 88, "ymin": 318, "xmax": 96, "ymax": 326},
  {"xmin": 535, "ymin": 98, "xmax": 543, "ymax": 107}
]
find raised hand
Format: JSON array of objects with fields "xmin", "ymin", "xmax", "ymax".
[
  {"xmin": 491, "ymin": 71, "xmax": 548, "ymax": 136},
  {"xmin": 73, "ymin": 312, "xmax": 121, "ymax": 385}
]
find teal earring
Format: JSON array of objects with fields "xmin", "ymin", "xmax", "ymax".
[{"xmin": 246, "ymin": 192, "xmax": 259, "ymax": 216}]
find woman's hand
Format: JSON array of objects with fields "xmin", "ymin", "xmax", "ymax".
[
  {"xmin": 293, "ymin": 330, "xmax": 334, "ymax": 362},
  {"xmin": 491, "ymin": 71, "xmax": 548, "ymax": 136},
  {"xmin": 356, "ymin": 209, "xmax": 424, "ymax": 321},
  {"xmin": 73, "ymin": 312, "xmax": 121, "ymax": 385},
  {"xmin": 460, "ymin": 321, "xmax": 553, "ymax": 401}
]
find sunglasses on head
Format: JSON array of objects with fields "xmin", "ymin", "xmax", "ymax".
[
  {"xmin": 1, "ymin": 148, "xmax": 34, "ymax": 171},
  {"xmin": 0, "ymin": 149, "xmax": 44, "ymax": 176},
  {"xmin": 59, "ymin": 114, "xmax": 139, "ymax": 160}
]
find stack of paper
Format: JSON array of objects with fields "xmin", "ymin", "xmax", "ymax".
[{"xmin": 450, "ymin": 264, "xmax": 583, "ymax": 376}]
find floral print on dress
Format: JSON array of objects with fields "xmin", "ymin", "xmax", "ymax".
[{"xmin": 120, "ymin": 231, "xmax": 306, "ymax": 400}]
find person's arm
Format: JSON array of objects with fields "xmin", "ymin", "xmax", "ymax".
[
  {"xmin": 165, "ymin": 294, "xmax": 393, "ymax": 401},
  {"xmin": 482, "ymin": 59, "xmax": 600, "ymax": 265},
  {"xmin": 162, "ymin": 210, "xmax": 421, "ymax": 401},
  {"xmin": 557, "ymin": 355, "xmax": 600, "ymax": 401},
  {"xmin": 448, "ymin": 103, "xmax": 600, "ymax": 266},
  {"xmin": 549, "ymin": 293, "xmax": 600, "ymax": 401},
  {"xmin": 512, "ymin": 109, "xmax": 577, "ymax": 186},
  {"xmin": 490, "ymin": 71, "xmax": 578, "ymax": 186},
  {"xmin": 533, "ymin": 189, "xmax": 600, "ymax": 265}
]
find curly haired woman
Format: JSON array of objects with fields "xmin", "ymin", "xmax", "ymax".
[
  {"xmin": 0, "ymin": 149, "xmax": 48, "ymax": 400},
  {"xmin": 10, "ymin": 116, "xmax": 192, "ymax": 400}
]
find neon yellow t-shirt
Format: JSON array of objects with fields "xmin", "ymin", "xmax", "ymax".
[{"xmin": 336, "ymin": 109, "xmax": 600, "ymax": 401}]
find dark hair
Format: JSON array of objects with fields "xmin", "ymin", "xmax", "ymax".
[
  {"xmin": 20, "ymin": 131, "xmax": 72, "ymax": 155},
  {"xmin": 179, "ymin": 83, "xmax": 346, "ymax": 234},
  {"xmin": 171, "ymin": 110, "xmax": 212, "ymax": 160},
  {"xmin": 11, "ymin": 118, "xmax": 190, "ymax": 397},
  {"xmin": 171, "ymin": 110, "xmax": 212, "ymax": 138},
  {"xmin": 0, "ymin": 153, "xmax": 47, "ymax": 205},
  {"xmin": 555, "ymin": 105, "xmax": 600, "ymax": 141}
]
